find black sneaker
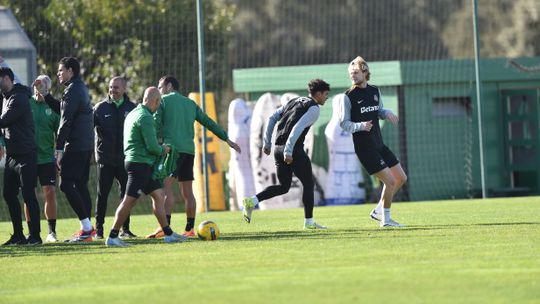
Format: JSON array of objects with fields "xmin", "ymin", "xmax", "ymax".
[
  {"xmin": 119, "ymin": 229, "xmax": 137, "ymax": 239},
  {"xmin": 2, "ymin": 234, "xmax": 28, "ymax": 246},
  {"xmin": 94, "ymin": 227, "xmax": 104, "ymax": 240},
  {"xmin": 26, "ymin": 235, "xmax": 43, "ymax": 246}
]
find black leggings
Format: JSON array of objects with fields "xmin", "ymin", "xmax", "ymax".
[
  {"xmin": 95, "ymin": 163, "xmax": 130, "ymax": 228},
  {"xmin": 59, "ymin": 151, "xmax": 92, "ymax": 220},
  {"xmin": 256, "ymin": 146, "xmax": 314, "ymax": 218},
  {"xmin": 3, "ymin": 153, "xmax": 40, "ymax": 236}
]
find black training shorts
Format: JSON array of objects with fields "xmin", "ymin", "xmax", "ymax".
[
  {"xmin": 125, "ymin": 162, "xmax": 161, "ymax": 198},
  {"xmin": 355, "ymin": 144, "xmax": 399, "ymax": 175},
  {"xmin": 171, "ymin": 153, "xmax": 195, "ymax": 181},
  {"xmin": 37, "ymin": 162, "xmax": 57, "ymax": 186}
]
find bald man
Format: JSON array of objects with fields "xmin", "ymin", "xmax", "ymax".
[
  {"xmin": 106, "ymin": 87, "xmax": 186, "ymax": 247},
  {"xmin": 93, "ymin": 76, "xmax": 137, "ymax": 239}
]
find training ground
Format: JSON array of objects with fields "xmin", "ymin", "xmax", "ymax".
[{"xmin": 0, "ymin": 197, "xmax": 538, "ymax": 303}]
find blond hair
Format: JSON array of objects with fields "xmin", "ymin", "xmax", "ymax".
[{"xmin": 348, "ymin": 56, "xmax": 370, "ymax": 81}]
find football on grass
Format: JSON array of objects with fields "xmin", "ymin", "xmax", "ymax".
[{"xmin": 197, "ymin": 220, "xmax": 220, "ymax": 241}]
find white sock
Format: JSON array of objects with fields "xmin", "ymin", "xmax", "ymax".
[
  {"xmin": 305, "ymin": 218, "xmax": 314, "ymax": 225},
  {"xmin": 375, "ymin": 202, "xmax": 383, "ymax": 213},
  {"xmin": 80, "ymin": 218, "xmax": 92, "ymax": 231},
  {"xmin": 251, "ymin": 195, "xmax": 260, "ymax": 207},
  {"xmin": 383, "ymin": 208, "xmax": 391, "ymax": 223}
]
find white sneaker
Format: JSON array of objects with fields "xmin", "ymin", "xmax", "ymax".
[
  {"xmin": 45, "ymin": 232, "xmax": 58, "ymax": 243},
  {"xmin": 370, "ymin": 209, "xmax": 381, "ymax": 222},
  {"xmin": 242, "ymin": 197, "xmax": 254, "ymax": 223},
  {"xmin": 304, "ymin": 222, "xmax": 328, "ymax": 230},
  {"xmin": 164, "ymin": 232, "xmax": 187, "ymax": 243},
  {"xmin": 106, "ymin": 237, "xmax": 129, "ymax": 247},
  {"xmin": 380, "ymin": 219, "xmax": 405, "ymax": 228}
]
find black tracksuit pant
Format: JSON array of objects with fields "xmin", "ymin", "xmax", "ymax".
[
  {"xmin": 59, "ymin": 150, "xmax": 92, "ymax": 220},
  {"xmin": 3, "ymin": 152, "xmax": 41, "ymax": 236},
  {"xmin": 95, "ymin": 163, "xmax": 130, "ymax": 229},
  {"xmin": 256, "ymin": 145, "xmax": 315, "ymax": 218}
]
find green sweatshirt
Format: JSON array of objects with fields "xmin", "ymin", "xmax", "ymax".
[
  {"xmin": 123, "ymin": 104, "xmax": 165, "ymax": 165},
  {"xmin": 30, "ymin": 97, "xmax": 60, "ymax": 164},
  {"xmin": 154, "ymin": 91, "xmax": 228, "ymax": 155}
]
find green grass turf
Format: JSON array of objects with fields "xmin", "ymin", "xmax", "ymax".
[{"xmin": 0, "ymin": 196, "xmax": 539, "ymax": 304}]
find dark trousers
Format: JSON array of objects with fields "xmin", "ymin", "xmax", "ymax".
[
  {"xmin": 3, "ymin": 153, "xmax": 41, "ymax": 236},
  {"xmin": 59, "ymin": 150, "xmax": 92, "ymax": 220},
  {"xmin": 256, "ymin": 145, "xmax": 315, "ymax": 218},
  {"xmin": 95, "ymin": 163, "xmax": 130, "ymax": 229}
]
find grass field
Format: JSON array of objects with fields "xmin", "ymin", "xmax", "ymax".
[{"xmin": 0, "ymin": 197, "xmax": 539, "ymax": 304}]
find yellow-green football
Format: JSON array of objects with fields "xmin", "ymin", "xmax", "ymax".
[{"xmin": 197, "ymin": 220, "xmax": 220, "ymax": 241}]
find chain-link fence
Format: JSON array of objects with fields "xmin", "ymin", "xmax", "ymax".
[{"xmin": 0, "ymin": 0, "xmax": 538, "ymax": 220}]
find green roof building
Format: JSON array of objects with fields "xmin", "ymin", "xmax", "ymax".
[{"xmin": 233, "ymin": 57, "xmax": 540, "ymax": 201}]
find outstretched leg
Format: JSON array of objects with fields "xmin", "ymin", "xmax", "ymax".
[{"xmin": 243, "ymin": 147, "xmax": 292, "ymax": 223}]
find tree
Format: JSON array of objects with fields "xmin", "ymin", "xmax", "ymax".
[
  {"xmin": 225, "ymin": 0, "xmax": 462, "ymax": 68},
  {"xmin": 1, "ymin": 0, "xmax": 235, "ymax": 102},
  {"xmin": 442, "ymin": 0, "xmax": 540, "ymax": 59}
]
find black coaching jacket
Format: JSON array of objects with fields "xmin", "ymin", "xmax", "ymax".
[
  {"xmin": 0, "ymin": 83, "xmax": 36, "ymax": 156},
  {"xmin": 93, "ymin": 94, "xmax": 136, "ymax": 165},
  {"xmin": 45, "ymin": 76, "xmax": 94, "ymax": 152}
]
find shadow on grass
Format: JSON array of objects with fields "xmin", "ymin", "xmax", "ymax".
[
  {"xmin": 0, "ymin": 240, "xmax": 106, "ymax": 258},
  {"xmin": 474, "ymin": 221, "xmax": 540, "ymax": 227},
  {"xmin": 417, "ymin": 221, "xmax": 540, "ymax": 228},
  {"xmin": 218, "ymin": 226, "xmax": 449, "ymax": 242},
  {"xmin": 2, "ymin": 221, "xmax": 537, "ymax": 258},
  {"xmin": 0, "ymin": 228, "xmax": 388, "ymax": 258},
  {"xmin": 0, "ymin": 238, "xmax": 177, "ymax": 258}
]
